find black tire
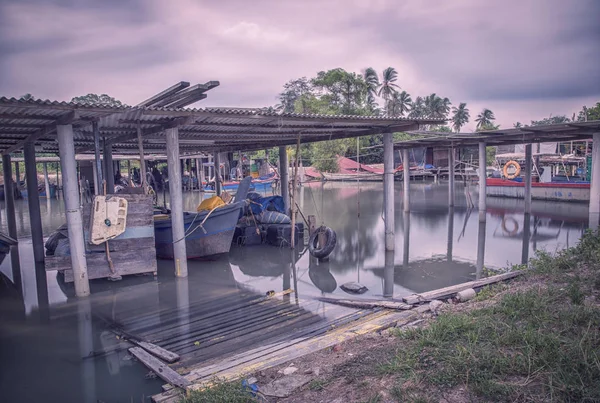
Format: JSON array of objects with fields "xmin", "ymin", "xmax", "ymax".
[{"xmin": 309, "ymin": 226, "xmax": 336, "ymax": 259}]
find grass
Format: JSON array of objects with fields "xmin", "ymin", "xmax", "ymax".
[
  {"xmin": 383, "ymin": 229, "xmax": 600, "ymax": 402},
  {"xmin": 180, "ymin": 380, "xmax": 258, "ymax": 403}
]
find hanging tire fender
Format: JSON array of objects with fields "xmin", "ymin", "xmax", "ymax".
[{"xmin": 309, "ymin": 226, "xmax": 337, "ymax": 259}]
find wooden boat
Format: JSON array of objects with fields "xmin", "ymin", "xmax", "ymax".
[
  {"xmin": 321, "ymin": 171, "xmax": 383, "ymax": 182},
  {"xmin": 486, "ymin": 178, "xmax": 590, "ymax": 202},
  {"xmin": 0, "ymin": 232, "xmax": 17, "ymax": 266},
  {"xmin": 154, "ymin": 201, "xmax": 246, "ymax": 259}
]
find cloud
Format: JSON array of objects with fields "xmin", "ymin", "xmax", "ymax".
[{"xmin": 0, "ymin": 0, "xmax": 598, "ymax": 131}]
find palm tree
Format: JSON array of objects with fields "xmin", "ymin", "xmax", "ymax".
[
  {"xmin": 388, "ymin": 91, "xmax": 412, "ymax": 117},
  {"xmin": 377, "ymin": 67, "xmax": 400, "ymax": 115},
  {"xmin": 513, "ymin": 122, "xmax": 523, "ymax": 128},
  {"xmin": 408, "ymin": 96, "xmax": 426, "ymax": 118},
  {"xmin": 363, "ymin": 67, "xmax": 380, "ymax": 110},
  {"xmin": 424, "ymin": 93, "xmax": 451, "ymax": 119},
  {"xmin": 475, "ymin": 108, "xmax": 496, "ymax": 130},
  {"xmin": 451, "ymin": 103, "xmax": 470, "ymax": 132}
]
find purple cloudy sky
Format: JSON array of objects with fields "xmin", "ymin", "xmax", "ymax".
[{"xmin": 1, "ymin": 0, "xmax": 599, "ymax": 131}]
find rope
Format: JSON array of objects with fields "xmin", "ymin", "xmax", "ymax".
[{"xmin": 172, "ymin": 204, "xmax": 224, "ymax": 244}]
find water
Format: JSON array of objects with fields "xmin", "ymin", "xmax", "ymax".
[{"xmin": 0, "ymin": 182, "xmax": 590, "ymax": 402}]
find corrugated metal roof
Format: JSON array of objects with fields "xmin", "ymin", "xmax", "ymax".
[{"xmin": 0, "ymin": 96, "xmax": 443, "ymax": 154}]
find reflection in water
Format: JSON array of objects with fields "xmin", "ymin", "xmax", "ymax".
[{"xmin": 0, "ymin": 181, "xmax": 592, "ymax": 403}]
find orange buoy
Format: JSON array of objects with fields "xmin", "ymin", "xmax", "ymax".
[{"xmin": 503, "ymin": 160, "xmax": 521, "ymax": 179}]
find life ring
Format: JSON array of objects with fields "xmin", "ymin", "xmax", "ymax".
[
  {"xmin": 309, "ymin": 226, "xmax": 337, "ymax": 259},
  {"xmin": 503, "ymin": 160, "xmax": 521, "ymax": 179},
  {"xmin": 501, "ymin": 217, "xmax": 519, "ymax": 236}
]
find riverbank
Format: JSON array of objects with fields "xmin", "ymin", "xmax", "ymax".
[{"xmin": 184, "ymin": 230, "xmax": 600, "ymax": 403}]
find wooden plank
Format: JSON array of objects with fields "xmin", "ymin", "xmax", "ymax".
[
  {"xmin": 85, "ymin": 237, "xmax": 154, "ymax": 253},
  {"xmin": 180, "ymin": 310, "xmax": 418, "ymax": 389},
  {"xmin": 316, "ymin": 297, "xmax": 412, "ymax": 311},
  {"xmin": 402, "ymin": 271, "xmax": 524, "ymax": 305},
  {"xmin": 129, "ymin": 347, "xmax": 191, "ymax": 389},
  {"xmin": 135, "ymin": 341, "xmax": 180, "ymax": 364}
]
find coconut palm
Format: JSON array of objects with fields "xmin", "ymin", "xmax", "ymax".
[
  {"xmin": 363, "ymin": 67, "xmax": 380, "ymax": 109},
  {"xmin": 408, "ymin": 96, "xmax": 426, "ymax": 118},
  {"xmin": 424, "ymin": 93, "xmax": 451, "ymax": 119},
  {"xmin": 388, "ymin": 91, "xmax": 412, "ymax": 117},
  {"xmin": 377, "ymin": 67, "xmax": 400, "ymax": 115},
  {"xmin": 475, "ymin": 108, "xmax": 496, "ymax": 130},
  {"xmin": 451, "ymin": 103, "xmax": 470, "ymax": 132}
]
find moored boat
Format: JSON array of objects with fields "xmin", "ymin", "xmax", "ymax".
[
  {"xmin": 154, "ymin": 201, "xmax": 246, "ymax": 259},
  {"xmin": 486, "ymin": 178, "xmax": 590, "ymax": 202},
  {"xmin": 0, "ymin": 232, "xmax": 17, "ymax": 266}
]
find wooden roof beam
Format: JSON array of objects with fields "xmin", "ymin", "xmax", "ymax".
[{"xmin": 136, "ymin": 81, "xmax": 190, "ymax": 107}]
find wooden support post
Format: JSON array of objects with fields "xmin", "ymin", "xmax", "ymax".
[
  {"xmin": 589, "ymin": 133, "xmax": 600, "ymax": 230},
  {"xmin": 127, "ymin": 160, "xmax": 131, "ymax": 180},
  {"xmin": 103, "ymin": 139, "xmax": 114, "ymax": 194},
  {"xmin": 2, "ymin": 155, "xmax": 18, "ymax": 240},
  {"xmin": 448, "ymin": 147, "xmax": 455, "ymax": 206},
  {"xmin": 57, "ymin": 124, "xmax": 90, "ymax": 297},
  {"xmin": 196, "ymin": 158, "xmax": 203, "ymax": 190},
  {"xmin": 383, "ymin": 132, "xmax": 395, "ymax": 251},
  {"xmin": 24, "ymin": 142, "xmax": 45, "ymax": 264},
  {"xmin": 56, "ymin": 162, "xmax": 60, "ymax": 199},
  {"xmin": 403, "ymin": 148, "xmax": 410, "ymax": 213},
  {"xmin": 214, "ymin": 152, "xmax": 222, "ymax": 196},
  {"xmin": 165, "ymin": 126, "xmax": 188, "ymax": 278},
  {"xmin": 279, "ymin": 146, "xmax": 290, "ymax": 216},
  {"xmin": 524, "ymin": 144, "xmax": 532, "ymax": 214},
  {"xmin": 137, "ymin": 123, "xmax": 147, "ymax": 191},
  {"xmin": 478, "ymin": 142, "xmax": 487, "ymax": 221},
  {"xmin": 521, "ymin": 213, "xmax": 531, "ymax": 264},
  {"xmin": 43, "ymin": 162, "xmax": 51, "ymax": 200},
  {"xmin": 290, "ymin": 136, "xmax": 301, "ymax": 249},
  {"xmin": 402, "ymin": 212, "xmax": 410, "ymax": 267},
  {"xmin": 307, "ymin": 215, "xmax": 317, "ymax": 236}
]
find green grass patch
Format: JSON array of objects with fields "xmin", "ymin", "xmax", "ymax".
[
  {"xmin": 387, "ymin": 230, "xmax": 600, "ymax": 402},
  {"xmin": 180, "ymin": 380, "xmax": 258, "ymax": 403}
]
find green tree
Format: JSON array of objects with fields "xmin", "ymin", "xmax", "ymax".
[
  {"xmin": 530, "ymin": 115, "xmax": 570, "ymax": 126},
  {"xmin": 408, "ymin": 96, "xmax": 426, "ymax": 118},
  {"xmin": 277, "ymin": 77, "xmax": 312, "ymax": 113},
  {"xmin": 514, "ymin": 122, "xmax": 523, "ymax": 128},
  {"xmin": 71, "ymin": 94, "xmax": 126, "ymax": 107},
  {"xmin": 311, "ymin": 68, "xmax": 369, "ymax": 115},
  {"xmin": 577, "ymin": 102, "xmax": 600, "ymax": 121},
  {"xmin": 451, "ymin": 102, "xmax": 470, "ymax": 132},
  {"xmin": 19, "ymin": 93, "xmax": 35, "ymax": 101},
  {"xmin": 475, "ymin": 108, "xmax": 495, "ymax": 130}
]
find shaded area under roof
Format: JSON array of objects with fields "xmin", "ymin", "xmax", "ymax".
[
  {"xmin": 393, "ymin": 121, "xmax": 600, "ymax": 150},
  {"xmin": 0, "ymin": 97, "xmax": 443, "ymax": 155}
]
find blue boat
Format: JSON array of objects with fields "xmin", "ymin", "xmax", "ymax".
[
  {"xmin": 154, "ymin": 177, "xmax": 252, "ymax": 260},
  {"xmin": 205, "ymin": 173, "xmax": 276, "ymax": 193},
  {"xmin": 154, "ymin": 201, "xmax": 245, "ymax": 259}
]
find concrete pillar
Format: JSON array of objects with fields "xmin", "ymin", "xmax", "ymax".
[
  {"xmin": 197, "ymin": 158, "xmax": 203, "ymax": 190},
  {"xmin": 524, "ymin": 144, "xmax": 533, "ymax": 214},
  {"xmin": 137, "ymin": 123, "xmax": 147, "ymax": 190},
  {"xmin": 383, "ymin": 250, "xmax": 395, "ymax": 298},
  {"xmin": 478, "ymin": 142, "xmax": 487, "ymax": 221},
  {"xmin": 383, "ymin": 132, "xmax": 395, "ymax": 251},
  {"xmin": 91, "ymin": 163, "xmax": 99, "ymax": 195},
  {"xmin": 14, "ymin": 161, "xmax": 20, "ymax": 189},
  {"xmin": 476, "ymin": 219, "xmax": 486, "ymax": 279},
  {"xmin": 214, "ymin": 152, "xmax": 222, "ymax": 196},
  {"xmin": 448, "ymin": 147, "xmax": 455, "ymax": 206},
  {"xmin": 43, "ymin": 163, "xmax": 51, "ymax": 199},
  {"xmin": 92, "ymin": 121, "xmax": 103, "ymax": 195},
  {"xmin": 589, "ymin": 133, "xmax": 600, "ymax": 229},
  {"xmin": 403, "ymin": 148, "xmax": 410, "ymax": 212},
  {"xmin": 165, "ymin": 127, "xmax": 188, "ymax": 278},
  {"xmin": 447, "ymin": 207, "xmax": 454, "ymax": 262},
  {"xmin": 77, "ymin": 299, "xmax": 96, "ymax": 403},
  {"xmin": 103, "ymin": 140, "xmax": 114, "ymax": 193},
  {"xmin": 402, "ymin": 212, "xmax": 410, "ymax": 267},
  {"xmin": 23, "ymin": 142, "xmax": 45, "ymax": 264},
  {"xmin": 521, "ymin": 213, "xmax": 531, "ymax": 264},
  {"xmin": 57, "ymin": 124, "xmax": 90, "ymax": 297},
  {"xmin": 2, "ymin": 155, "xmax": 18, "ymax": 240},
  {"xmin": 279, "ymin": 146, "xmax": 290, "ymax": 216}
]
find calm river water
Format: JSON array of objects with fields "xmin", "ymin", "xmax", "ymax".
[{"xmin": 0, "ymin": 181, "xmax": 590, "ymax": 402}]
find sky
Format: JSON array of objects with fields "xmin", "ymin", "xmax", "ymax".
[{"xmin": 0, "ymin": 0, "xmax": 599, "ymax": 131}]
